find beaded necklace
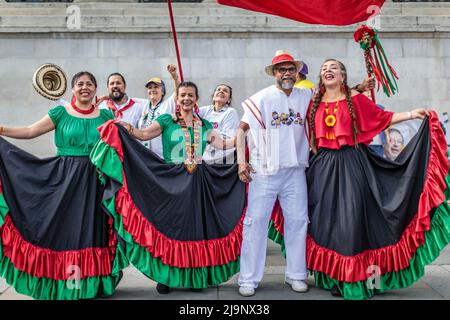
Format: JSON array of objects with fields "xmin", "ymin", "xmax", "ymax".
[
  {"xmin": 176, "ymin": 110, "xmax": 202, "ymax": 173},
  {"xmin": 70, "ymin": 96, "xmax": 95, "ymax": 115}
]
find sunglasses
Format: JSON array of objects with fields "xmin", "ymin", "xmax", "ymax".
[{"xmin": 276, "ymin": 67, "xmax": 297, "ymax": 74}]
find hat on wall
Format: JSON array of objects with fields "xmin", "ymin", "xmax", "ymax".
[
  {"xmin": 32, "ymin": 63, "xmax": 67, "ymax": 100},
  {"xmin": 265, "ymin": 50, "xmax": 303, "ymax": 76}
]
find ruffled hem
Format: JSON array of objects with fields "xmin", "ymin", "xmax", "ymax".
[
  {"xmin": 314, "ymin": 200, "xmax": 450, "ymax": 299},
  {"xmin": 0, "ymin": 210, "xmax": 128, "ymax": 299},
  {"xmin": 122, "ymin": 225, "xmax": 240, "ymax": 288},
  {"xmin": 1, "ymin": 215, "xmax": 116, "ymax": 280},
  {"xmin": 93, "ymin": 121, "xmax": 245, "ymax": 269},
  {"xmin": 115, "ymin": 189, "xmax": 244, "ymax": 268},
  {"xmin": 0, "ymin": 252, "xmax": 125, "ymax": 300},
  {"xmin": 307, "ymin": 112, "xmax": 450, "ymax": 283}
]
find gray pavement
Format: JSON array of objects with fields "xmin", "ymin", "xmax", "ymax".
[{"xmin": 2, "ymin": 241, "xmax": 450, "ymax": 300}]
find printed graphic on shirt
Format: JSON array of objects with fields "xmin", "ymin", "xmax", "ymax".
[{"xmin": 271, "ymin": 108, "xmax": 303, "ymax": 127}]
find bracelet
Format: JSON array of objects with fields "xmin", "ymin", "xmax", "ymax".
[{"xmin": 407, "ymin": 111, "xmax": 412, "ymax": 120}]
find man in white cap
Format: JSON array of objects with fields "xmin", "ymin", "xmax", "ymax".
[{"xmin": 236, "ymin": 50, "xmax": 311, "ymax": 297}]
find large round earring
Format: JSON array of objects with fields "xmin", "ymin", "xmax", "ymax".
[
  {"xmin": 194, "ymin": 103, "xmax": 199, "ymax": 114},
  {"xmin": 340, "ymin": 81, "xmax": 346, "ymax": 92}
]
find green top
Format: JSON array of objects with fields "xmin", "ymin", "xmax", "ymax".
[
  {"xmin": 48, "ymin": 105, "xmax": 114, "ymax": 156},
  {"xmin": 156, "ymin": 114, "xmax": 213, "ymax": 164}
]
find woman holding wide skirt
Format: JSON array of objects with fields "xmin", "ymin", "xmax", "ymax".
[
  {"xmin": 0, "ymin": 71, "xmax": 127, "ymax": 300},
  {"xmin": 269, "ymin": 59, "xmax": 449, "ymax": 299},
  {"xmin": 308, "ymin": 59, "xmax": 450, "ymax": 300},
  {"xmin": 90, "ymin": 81, "xmax": 243, "ymax": 294}
]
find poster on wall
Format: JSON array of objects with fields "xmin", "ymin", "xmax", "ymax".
[{"xmin": 370, "ymin": 112, "xmax": 450, "ymax": 161}]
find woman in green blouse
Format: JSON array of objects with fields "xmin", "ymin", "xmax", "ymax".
[
  {"xmin": 119, "ymin": 81, "xmax": 237, "ymax": 294},
  {"xmin": 122, "ymin": 81, "xmax": 236, "ymax": 165},
  {"xmin": 0, "ymin": 71, "xmax": 127, "ymax": 300}
]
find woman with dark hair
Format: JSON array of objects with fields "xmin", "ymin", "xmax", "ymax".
[
  {"xmin": 91, "ymin": 81, "xmax": 243, "ymax": 295},
  {"xmin": 305, "ymin": 59, "xmax": 449, "ymax": 299},
  {"xmin": 199, "ymin": 84, "xmax": 239, "ymax": 164},
  {"xmin": 0, "ymin": 71, "xmax": 127, "ymax": 300}
]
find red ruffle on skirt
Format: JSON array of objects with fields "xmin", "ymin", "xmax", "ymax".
[
  {"xmin": 115, "ymin": 187, "xmax": 244, "ymax": 268},
  {"xmin": 306, "ymin": 112, "xmax": 449, "ymax": 283},
  {"xmin": 98, "ymin": 120, "xmax": 245, "ymax": 269},
  {"xmin": 1, "ymin": 214, "xmax": 117, "ymax": 280}
]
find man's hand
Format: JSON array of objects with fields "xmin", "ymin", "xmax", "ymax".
[
  {"xmin": 116, "ymin": 121, "xmax": 133, "ymax": 134},
  {"xmin": 95, "ymin": 95, "xmax": 109, "ymax": 107},
  {"xmin": 238, "ymin": 163, "xmax": 255, "ymax": 183}
]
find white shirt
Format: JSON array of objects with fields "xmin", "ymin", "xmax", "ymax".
[
  {"xmin": 98, "ymin": 96, "xmax": 147, "ymax": 128},
  {"xmin": 199, "ymin": 105, "xmax": 239, "ymax": 164},
  {"xmin": 137, "ymin": 94, "xmax": 176, "ymax": 158},
  {"xmin": 241, "ymin": 85, "xmax": 312, "ymax": 175}
]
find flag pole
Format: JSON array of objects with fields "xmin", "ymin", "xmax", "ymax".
[{"xmin": 167, "ymin": 0, "xmax": 184, "ymax": 82}]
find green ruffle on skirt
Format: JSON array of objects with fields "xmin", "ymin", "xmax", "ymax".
[
  {"xmin": 268, "ymin": 220, "xmax": 286, "ymax": 258},
  {"xmin": 0, "ymin": 191, "xmax": 128, "ymax": 300},
  {"xmin": 314, "ymin": 200, "xmax": 450, "ymax": 300},
  {"xmin": 92, "ymin": 139, "xmax": 241, "ymax": 289}
]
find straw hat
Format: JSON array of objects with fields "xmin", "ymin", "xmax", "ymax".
[
  {"xmin": 32, "ymin": 63, "xmax": 67, "ymax": 100},
  {"xmin": 265, "ymin": 50, "xmax": 303, "ymax": 76}
]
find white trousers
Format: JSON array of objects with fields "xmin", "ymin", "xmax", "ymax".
[{"xmin": 238, "ymin": 167, "xmax": 309, "ymax": 288}]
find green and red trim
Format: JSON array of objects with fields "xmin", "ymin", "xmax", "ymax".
[
  {"xmin": 0, "ymin": 188, "xmax": 128, "ymax": 299},
  {"xmin": 314, "ymin": 200, "xmax": 450, "ymax": 300},
  {"xmin": 268, "ymin": 200, "xmax": 285, "ymax": 257},
  {"xmin": 307, "ymin": 113, "xmax": 450, "ymax": 283},
  {"xmin": 267, "ymin": 113, "xmax": 450, "ymax": 298},
  {"xmin": 91, "ymin": 121, "xmax": 243, "ymax": 288}
]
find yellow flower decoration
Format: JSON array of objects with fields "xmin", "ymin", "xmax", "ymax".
[{"xmin": 325, "ymin": 115, "xmax": 337, "ymax": 127}]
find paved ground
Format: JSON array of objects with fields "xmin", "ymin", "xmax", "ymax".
[{"xmin": 2, "ymin": 241, "xmax": 450, "ymax": 301}]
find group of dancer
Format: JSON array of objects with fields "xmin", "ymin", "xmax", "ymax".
[{"xmin": 0, "ymin": 49, "xmax": 448, "ymax": 300}]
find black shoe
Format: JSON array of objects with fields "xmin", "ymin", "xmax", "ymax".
[
  {"xmin": 330, "ymin": 285, "xmax": 342, "ymax": 297},
  {"xmin": 190, "ymin": 288, "xmax": 203, "ymax": 292},
  {"xmin": 156, "ymin": 283, "xmax": 171, "ymax": 294}
]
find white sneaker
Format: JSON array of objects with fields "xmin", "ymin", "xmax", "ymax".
[
  {"xmin": 285, "ymin": 278, "xmax": 308, "ymax": 293},
  {"xmin": 238, "ymin": 286, "xmax": 255, "ymax": 297}
]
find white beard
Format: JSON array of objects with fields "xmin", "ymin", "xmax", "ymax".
[{"xmin": 281, "ymin": 81, "xmax": 294, "ymax": 90}]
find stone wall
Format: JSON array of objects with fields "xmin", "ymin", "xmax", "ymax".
[{"xmin": 0, "ymin": 1, "xmax": 449, "ymax": 156}]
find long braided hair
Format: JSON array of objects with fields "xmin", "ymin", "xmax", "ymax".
[{"xmin": 309, "ymin": 59, "xmax": 359, "ymax": 149}]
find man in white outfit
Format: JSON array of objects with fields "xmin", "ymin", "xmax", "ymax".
[
  {"xmin": 236, "ymin": 50, "xmax": 311, "ymax": 297},
  {"xmin": 97, "ymin": 73, "xmax": 147, "ymax": 128}
]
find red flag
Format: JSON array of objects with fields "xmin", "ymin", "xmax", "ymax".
[{"xmin": 217, "ymin": 0, "xmax": 385, "ymax": 26}]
